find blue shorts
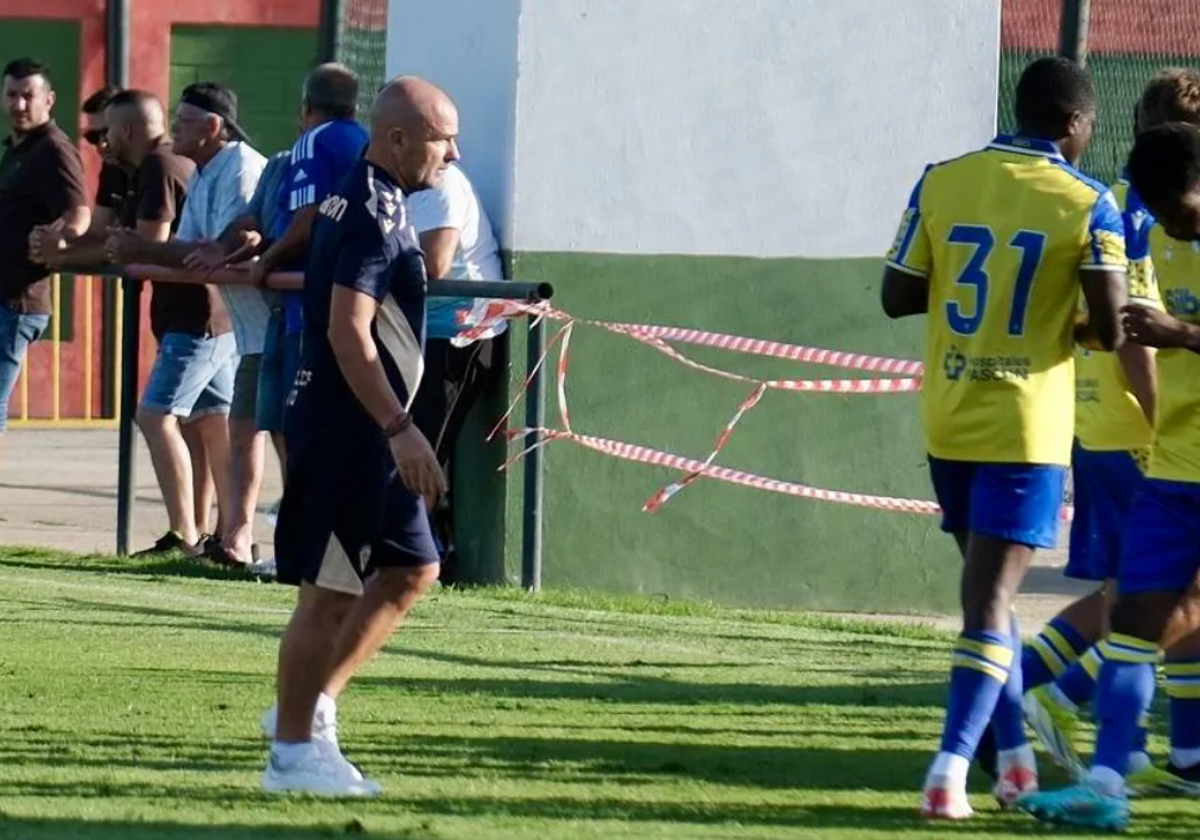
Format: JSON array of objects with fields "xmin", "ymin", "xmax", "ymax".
[
  {"xmin": 928, "ymin": 456, "xmax": 1067, "ymax": 549},
  {"xmin": 255, "ymin": 308, "xmax": 301, "ymax": 433},
  {"xmin": 0, "ymin": 306, "xmax": 49, "ymax": 433},
  {"xmin": 1065, "ymin": 443, "xmax": 1144, "ymax": 581},
  {"xmin": 1119, "ymin": 478, "xmax": 1200, "ymax": 595},
  {"xmin": 141, "ymin": 331, "xmax": 237, "ymax": 421},
  {"xmin": 274, "ymin": 433, "xmax": 440, "ymax": 594}
]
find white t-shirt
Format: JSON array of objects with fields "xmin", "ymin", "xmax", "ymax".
[{"xmin": 406, "ymin": 163, "xmax": 505, "ymax": 339}]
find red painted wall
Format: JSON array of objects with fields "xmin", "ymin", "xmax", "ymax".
[
  {"xmin": 1003, "ymin": 0, "xmax": 1200, "ymax": 55},
  {"xmin": 2, "ymin": 0, "xmax": 320, "ymax": 420}
]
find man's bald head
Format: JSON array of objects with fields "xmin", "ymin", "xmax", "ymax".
[
  {"xmin": 303, "ymin": 62, "xmax": 358, "ymax": 122},
  {"xmin": 368, "ymin": 76, "xmax": 460, "ymax": 194},
  {"xmin": 105, "ymin": 89, "xmax": 167, "ymax": 166}
]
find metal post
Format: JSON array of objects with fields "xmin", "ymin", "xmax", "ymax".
[
  {"xmin": 521, "ymin": 316, "xmax": 547, "ymax": 592},
  {"xmin": 1058, "ymin": 0, "xmax": 1091, "ymax": 65},
  {"xmin": 115, "ymin": 277, "xmax": 141, "ymax": 555},
  {"xmin": 318, "ymin": 0, "xmax": 345, "ymax": 63},
  {"xmin": 106, "ymin": 0, "xmax": 130, "ymax": 88}
]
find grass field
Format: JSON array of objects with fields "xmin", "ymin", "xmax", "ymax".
[{"xmin": 2, "ymin": 548, "xmax": 1199, "ymax": 839}]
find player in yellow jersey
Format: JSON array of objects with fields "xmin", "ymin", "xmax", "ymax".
[
  {"xmin": 1020, "ymin": 69, "xmax": 1200, "ymax": 789},
  {"xmin": 1019, "ymin": 120, "xmax": 1200, "ymax": 831},
  {"xmin": 882, "ymin": 57, "xmax": 1128, "ymax": 820}
]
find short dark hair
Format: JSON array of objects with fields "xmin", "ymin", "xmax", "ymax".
[
  {"xmin": 1128, "ymin": 122, "xmax": 1200, "ymax": 211},
  {"xmin": 108, "ymin": 88, "xmax": 159, "ymax": 110},
  {"xmin": 1014, "ymin": 56, "xmax": 1095, "ymax": 134},
  {"xmin": 2, "ymin": 57, "xmax": 51, "ymax": 86},
  {"xmin": 304, "ymin": 63, "xmax": 358, "ymax": 120},
  {"xmin": 82, "ymin": 84, "xmax": 121, "ymax": 114}
]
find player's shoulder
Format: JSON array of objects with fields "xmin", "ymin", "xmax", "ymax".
[
  {"xmin": 312, "ymin": 118, "xmax": 368, "ymax": 154},
  {"xmin": 318, "ymin": 160, "xmax": 405, "ymax": 237}
]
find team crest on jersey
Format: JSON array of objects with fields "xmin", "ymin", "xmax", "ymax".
[{"xmin": 1165, "ymin": 288, "xmax": 1200, "ymax": 319}]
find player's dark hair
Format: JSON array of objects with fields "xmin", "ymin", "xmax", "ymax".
[
  {"xmin": 1128, "ymin": 122, "xmax": 1200, "ymax": 210},
  {"xmin": 304, "ymin": 63, "xmax": 358, "ymax": 121},
  {"xmin": 3, "ymin": 57, "xmax": 51, "ymax": 86},
  {"xmin": 82, "ymin": 85, "xmax": 120, "ymax": 114},
  {"xmin": 1014, "ymin": 57, "xmax": 1095, "ymax": 135}
]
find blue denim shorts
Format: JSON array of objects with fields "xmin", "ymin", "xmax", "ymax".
[
  {"xmin": 256, "ymin": 308, "xmax": 302, "ymax": 433},
  {"xmin": 141, "ymin": 331, "xmax": 237, "ymax": 421},
  {"xmin": 0, "ymin": 305, "xmax": 50, "ymax": 433}
]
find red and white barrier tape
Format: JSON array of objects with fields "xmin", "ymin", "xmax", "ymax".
[{"xmin": 463, "ymin": 299, "xmax": 1071, "ymax": 521}]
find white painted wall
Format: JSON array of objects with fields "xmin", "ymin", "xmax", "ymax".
[
  {"xmin": 386, "ymin": 0, "xmax": 521, "ymax": 247},
  {"xmin": 388, "ymin": 0, "xmax": 1001, "ymax": 259}
]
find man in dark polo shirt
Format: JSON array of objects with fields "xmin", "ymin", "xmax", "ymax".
[{"xmin": 0, "ymin": 57, "xmax": 89, "ymax": 458}]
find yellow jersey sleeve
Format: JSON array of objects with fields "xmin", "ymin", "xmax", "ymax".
[
  {"xmin": 1080, "ymin": 190, "xmax": 1128, "ymax": 273},
  {"xmin": 885, "ymin": 168, "xmax": 932, "ymax": 277},
  {"xmin": 1126, "ymin": 204, "xmax": 1162, "ymax": 309}
]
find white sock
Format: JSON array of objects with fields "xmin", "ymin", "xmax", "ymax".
[
  {"xmin": 271, "ymin": 740, "xmax": 316, "ymax": 769},
  {"xmin": 927, "ymin": 752, "xmax": 970, "ymax": 789},
  {"xmin": 1170, "ymin": 746, "xmax": 1200, "ymax": 769},
  {"xmin": 998, "ymin": 744, "xmax": 1037, "ymax": 772},
  {"xmin": 1085, "ymin": 765, "xmax": 1126, "ymax": 798},
  {"xmin": 1127, "ymin": 751, "xmax": 1151, "ymax": 774},
  {"xmin": 316, "ymin": 692, "xmax": 337, "ymax": 719},
  {"xmin": 1049, "ymin": 684, "xmax": 1078, "ymax": 713}
]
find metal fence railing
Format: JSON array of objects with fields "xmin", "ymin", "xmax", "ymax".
[{"xmin": 10, "ymin": 266, "xmax": 553, "ymax": 591}]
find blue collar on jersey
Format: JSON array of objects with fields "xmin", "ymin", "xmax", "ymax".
[{"xmin": 988, "ymin": 134, "xmax": 1065, "ymax": 161}]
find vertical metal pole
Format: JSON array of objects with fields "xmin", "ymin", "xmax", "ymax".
[
  {"xmin": 1058, "ymin": 0, "xmax": 1091, "ymax": 65},
  {"xmin": 521, "ymin": 316, "xmax": 546, "ymax": 592},
  {"xmin": 115, "ymin": 277, "xmax": 141, "ymax": 555},
  {"xmin": 319, "ymin": 0, "xmax": 345, "ymax": 63},
  {"xmin": 106, "ymin": 0, "xmax": 130, "ymax": 88}
]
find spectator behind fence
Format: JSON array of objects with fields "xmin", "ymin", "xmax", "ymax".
[
  {"xmin": 249, "ymin": 63, "xmax": 368, "ymax": 467},
  {"xmin": 81, "ymin": 85, "xmax": 126, "ymax": 227},
  {"xmin": 0, "ymin": 58, "xmax": 89, "ymax": 459},
  {"xmin": 407, "ymin": 161, "xmax": 505, "ymax": 568},
  {"xmin": 185, "ymin": 148, "xmax": 291, "ymax": 499},
  {"xmin": 105, "ymin": 83, "xmax": 269, "ymax": 560}
]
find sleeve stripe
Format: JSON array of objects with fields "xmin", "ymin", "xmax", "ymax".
[
  {"xmin": 885, "ymin": 260, "xmax": 928, "ymax": 278},
  {"xmin": 1079, "ymin": 263, "xmax": 1128, "ymax": 273}
]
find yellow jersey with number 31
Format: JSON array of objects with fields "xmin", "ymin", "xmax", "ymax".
[{"xmin": 886, "ymin": 135, "xmax": 1127, "ymax": 466}]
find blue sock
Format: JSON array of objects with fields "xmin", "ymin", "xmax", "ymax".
[
  {"xmin": 940, "ymin": 631, "xmax": 1014, "ymax": 759},
  {"xmin": 1022, "ymin": 617, "xmax": 1089, "ymax": 691},
  {"xmin": 992, "ymin": 615, "xmax": 1027, "ymax": 751},
  {"xmin": 1092, "ymin": 634, "xmax": 1159, "ymax": 777},
  {"xmin": 1056, "ymin": 643, "xmax": 1106, "ymax": 708},
  {"xmin": 1165, "ymin": 657, "xmax": 1200, "ymax": 761}
]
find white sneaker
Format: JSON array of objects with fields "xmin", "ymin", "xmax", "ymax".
[
  {"xmin": 262, "ymin": 745, "xmax": 382, "ymax": 797},
  {"xmin": 261, "ymin": 703, "xmax": 339, "ymax": 749}
]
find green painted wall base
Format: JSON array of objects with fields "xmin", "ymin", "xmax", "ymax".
[{"xmin": 501, "ymin": 252, "xmax": 959, "ymax": 614}]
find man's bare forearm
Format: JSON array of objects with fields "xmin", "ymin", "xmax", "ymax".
[
  {"xmin": 329, "ymin": 325, "xmax": 406, "ymax": 429},
  {"xmin": 129, "ymin": 238, "xmax": 203, "ymax": 268},
  {"xmin": 52, "ymin": 233, "xmax": 113, "ymax": 268}
]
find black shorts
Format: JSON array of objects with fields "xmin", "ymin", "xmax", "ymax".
[{"xmin": 274, "ymin": 437, "xmax": 439, "ymax": 594}]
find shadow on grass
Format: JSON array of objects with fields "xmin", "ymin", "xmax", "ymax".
[
  {"xmin": 0, "ymin": 815, "xmax": 434, "ymax": 840},
  {"xmin": 0, "ymin": 550, "xmax": 259, "ymax": 583},
  {"xmin": 4, "ymin": 799, "xmax": 1199, "ymax": 838}
]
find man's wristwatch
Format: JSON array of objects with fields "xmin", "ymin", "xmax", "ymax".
[{"xmin": 384, "ymin": 413, "xmax": 413, "ymax": 438}]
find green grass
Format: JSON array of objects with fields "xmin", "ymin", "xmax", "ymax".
[{"xmin": 1, "ymin": 547, "xmax": 1198, "ymax": 839}]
